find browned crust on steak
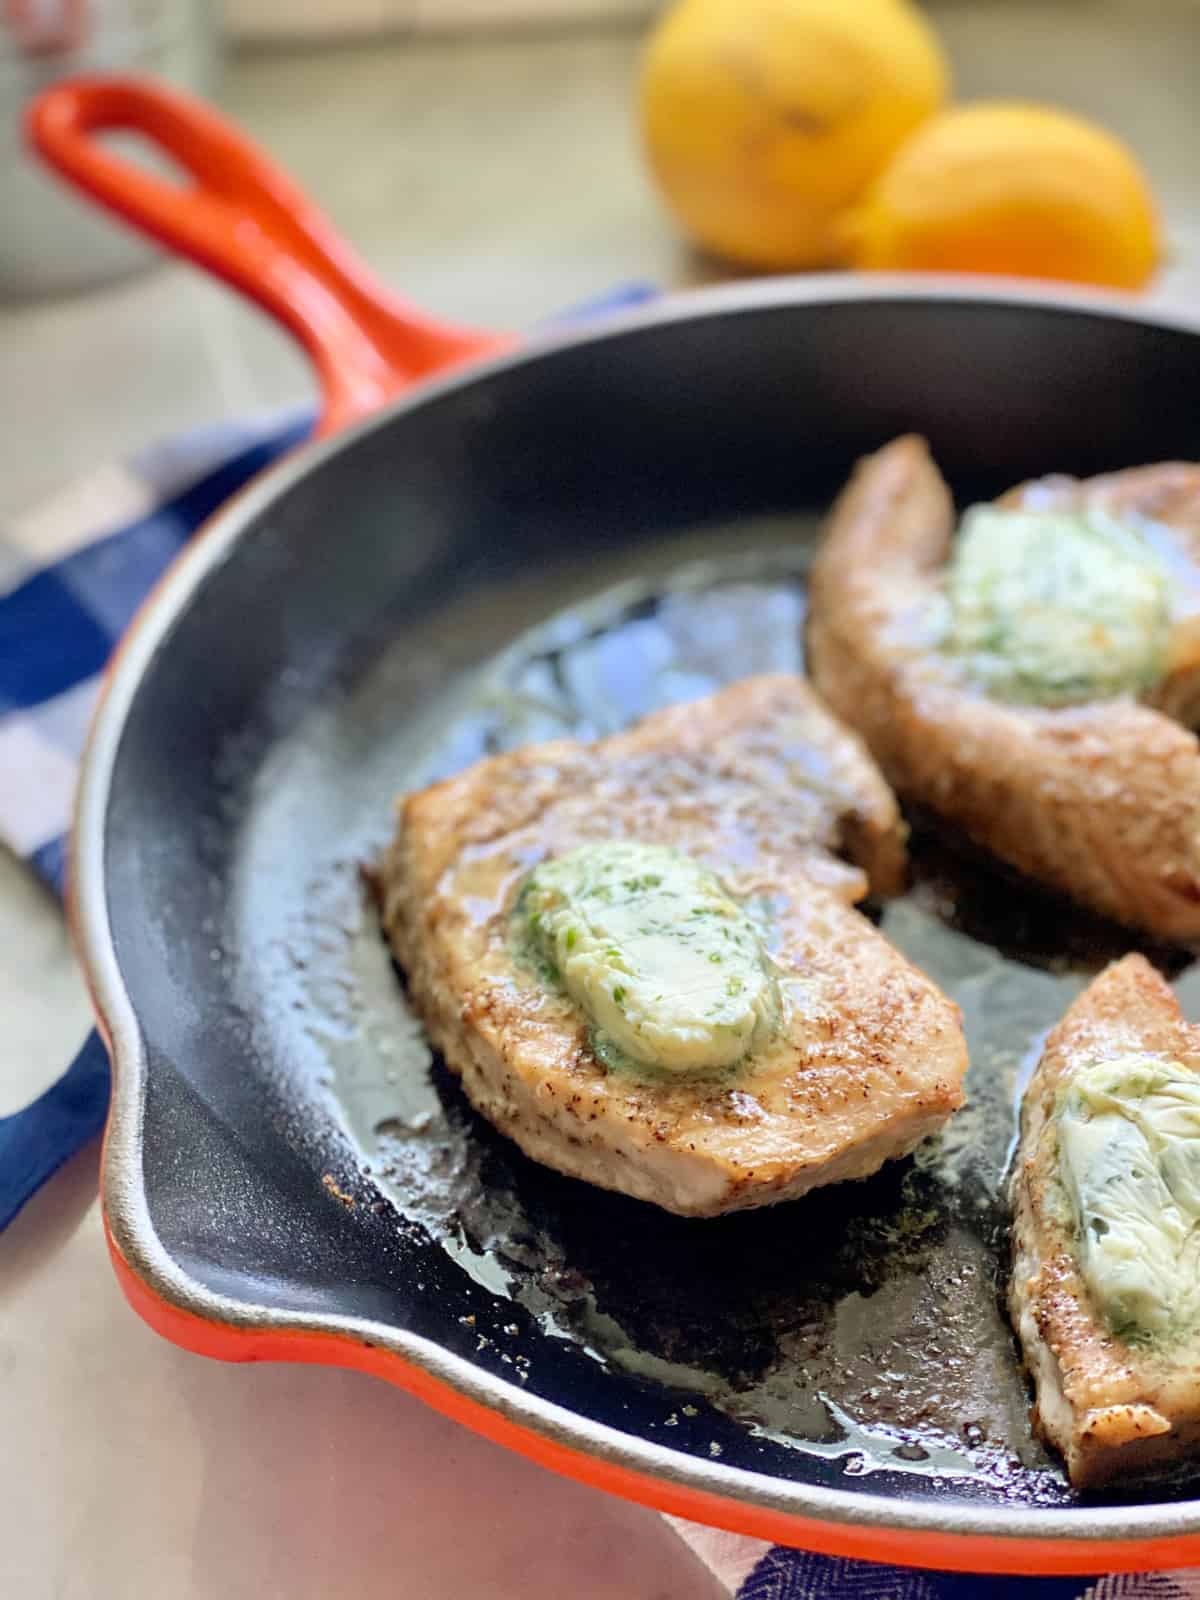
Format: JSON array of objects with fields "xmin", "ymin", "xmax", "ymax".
[
  {"xmin": 378, "ymin": 675, "xmax": 966, "ymax": 1216},
  {"xmin": 1009, "ymin": 954, "xmax": 1200, "ymax": 1487},
  {"xmin": 806, "ymin": 436, "xmax": 1200, "ymax": 941}
]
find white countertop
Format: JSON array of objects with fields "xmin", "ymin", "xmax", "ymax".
[{"xmin": 2, "ymin": 10, "xmax": 1199, "ymax": 1596}]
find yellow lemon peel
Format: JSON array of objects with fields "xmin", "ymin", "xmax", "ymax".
[{"xmin": 639, "ymin": 0, "xmax": 950, "ymax": 270}]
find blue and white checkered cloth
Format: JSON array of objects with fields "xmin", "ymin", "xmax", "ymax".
[
  {"xmin": 0, "ymin": 404, "xmax": 313, "ymax": 898},
  {"xmin": 0, "ymin": 401, "xmax": 316, "ymax": 1233},
  {"xmin": 2, "ymin": 285, "xmax": 1197, "ymax": 1600}
]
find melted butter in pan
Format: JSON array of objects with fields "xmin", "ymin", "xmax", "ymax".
[{"xmin": 298, "ymin": 547, "xmax": 1200, "ymax": 1501}]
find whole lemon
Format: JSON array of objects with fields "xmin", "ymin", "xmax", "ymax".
[
  {"xmin": 639, "ymin": 0, "xmax": 950, "ymax": 270},
  {"xmin": 841, "ymin": 101, "xmax": 1161, "ymax": 289}
]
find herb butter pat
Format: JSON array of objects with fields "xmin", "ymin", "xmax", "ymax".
[
  {"xmin": 946, "ymin": 505, "xmax": 1171, "ymax": 705},
  {"xmin": 1057, "ymin": 1054, "xmax": 1200, "ymax": 1344},
  {"xmin": 519, "ymin": 842, "xmax": 782, "ymax": 1074}
]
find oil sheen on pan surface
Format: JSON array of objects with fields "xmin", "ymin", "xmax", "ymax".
[{"xmin": 199, "ymin": 515, "xmax": 1200, "ymax": 1518}]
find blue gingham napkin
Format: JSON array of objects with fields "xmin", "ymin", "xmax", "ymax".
[
  {"xmin": 1, "ymin": 286, "xmax": 1195, "ymax": 1600},
  {"xmin": 0, "ymin": 402, "xmax": 314, "ymax": 1231}
]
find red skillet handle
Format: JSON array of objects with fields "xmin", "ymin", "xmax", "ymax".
[{"xmin": 26, "ymin": 76, "xmax": 510, "ymax": 437}]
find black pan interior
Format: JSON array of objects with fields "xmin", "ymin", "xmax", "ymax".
[{"xmin": 103, "ymin": 295, "xmax": 1200, "ymax": 1515}]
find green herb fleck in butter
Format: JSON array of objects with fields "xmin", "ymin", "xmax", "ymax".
[
  {"xmin": 517, "ymin": 842, "xmax": 783, "ymax": 1074},
  {"xmin": 1057, "ymin": 1054, "xmax": 1200, "ymax": 1344},
  {"xmin": 945, "ymin": 506, "xmax": 1171, "ymax": 705}
]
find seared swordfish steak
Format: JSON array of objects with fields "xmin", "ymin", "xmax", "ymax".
[
  {"xmin": 807, "ymin": 436, "xmax": 1200, "ymax": 940},
  {"xmin": 1010, "ymin": 954, "xmax": 1200, "ymax": 1488},
  {"xmin": 379, "ymin": 674, "xmax": 967, "ymax": 1217}
]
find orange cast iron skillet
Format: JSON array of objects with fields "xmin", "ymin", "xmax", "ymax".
[{"xmin": 28, "ymin": 74, "xmax": 1200, "ymax": 1575}]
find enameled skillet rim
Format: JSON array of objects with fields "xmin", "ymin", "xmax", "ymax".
[{"xmin": 73, "ymin": 274, "xmax": 1200, "ymax": 1571}]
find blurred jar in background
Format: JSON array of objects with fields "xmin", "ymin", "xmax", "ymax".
[{"xmin": 1, "ymin": 0, "xmax": 217, "ymax": 299}]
